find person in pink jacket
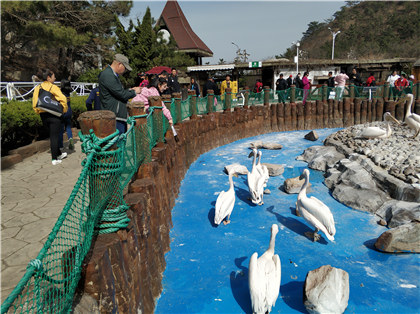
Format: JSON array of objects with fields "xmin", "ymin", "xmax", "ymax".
[
  {"xmin": 334, "ymin": 70, "xmax": 349, "ymax": 100},
  {"xmin": 302, "ymin": 71, "xmax": 311, "ymax": 105},
  {"xmin": 132, "ymin": 76, "xmax": 173, "ymax": 125}
]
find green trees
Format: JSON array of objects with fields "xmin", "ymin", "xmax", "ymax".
[
  {"xmin": 113, "ymin": 7, "xmax": 195, "ymax": 86},
  {"xmin": 1, "ymin": 0, "xmax": 133, "ymax": 81}
]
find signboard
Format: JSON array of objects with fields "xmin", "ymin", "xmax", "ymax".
[{"xmin": 249, "ymin": 61, "xmax": 262, "ymax": 68}]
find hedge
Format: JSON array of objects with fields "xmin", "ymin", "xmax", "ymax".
[{"xmin": 1, "ymin": 95, "xmax": 88, "ymax": 156}]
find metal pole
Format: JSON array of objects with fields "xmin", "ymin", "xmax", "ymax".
[
  {"xmin": 329, "ymin": 28, "xmax": 340, "ymax": 60},
  {"xmin": 296, "ymin": 42, "xmax": 300, "ymax": 74}
]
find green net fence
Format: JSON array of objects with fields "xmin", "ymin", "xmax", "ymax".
[
  {"xmin": 0, "ymin": 107, "xmax": 166, "ymax": 314},
  {"xmin": 2, "ymin": 84, "xmax": 415, "ymax": 313}
]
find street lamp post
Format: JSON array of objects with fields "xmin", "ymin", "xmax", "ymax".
[
  {"xmin": 328, "ymin": 28, "xmax": 341, "ymax": 60},
  {"xmin": 232, "ymin": 42, "xmax": 241, "ymax": 62},
  {"xmin": 293, "ymin": 42, "xmax": 300, "ymax": 74}
]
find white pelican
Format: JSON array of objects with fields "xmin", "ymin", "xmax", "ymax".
[
  {"xmin": 404, "ymin": 94, "xmax": 420, "ymax": 138},
  {"xmin": 247, "ymin": 149, "xmax": 264, "ymax": 205},
  {"xmin": 297, "ymin": 169, "xmax": 336, "ymax": 242},
  {"xmin": 214, "ymin": 167, "xmax": 239, "ymax": 225},
  {"xmin": 249, "ymin": 224, "xmax": 281, "ymax": 314},
  {"xmin": 256, "ymin": 151, "xmax": 269, "ymax": 187},
  {"xmin": 357, "ymin": 112, "xmax": 400, "ymax": 139}
]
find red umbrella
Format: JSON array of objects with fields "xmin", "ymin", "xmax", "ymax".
[{"xmin": 145, "ymin": 66, "xmax": 171, "ymax": 75}]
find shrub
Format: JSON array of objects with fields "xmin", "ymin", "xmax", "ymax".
[
  {"xmin": 1, "ymin": 95, "xmax": 88, "ymax": 155},
  {"xmin": 1, "ymin": 99, "xmax": 45, "ymax": 155},
  {"xmin": 69, "ymin": 94, "xmax": 88, "ymax": 128}
]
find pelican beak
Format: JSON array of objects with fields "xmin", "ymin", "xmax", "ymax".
[
  {"xmin": 387, "ymin": 114, "xmax": 401, "ymax": 125},
  {"xmin": 299, "ymin": 174, "xmax": 304, "ymax": 180},
  {"xmin": 248, "ymin": 151, "xmax": 255, "ymax": 158}
]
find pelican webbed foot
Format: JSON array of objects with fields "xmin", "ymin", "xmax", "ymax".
[
  {"xmin": 313, "ymin": 232, "xmax": 321, "ymax": 242},
  {"xmin": 223, "ymin": 219, "xmax": 231, "ymax": 225},
  {"xmin": 304, "ymin": 231, "xmax": 321, "ymax": 242}
]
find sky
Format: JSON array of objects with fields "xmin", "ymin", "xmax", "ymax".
[{"xmin": 121, "ymin": 0, "xmax": 346, "ymax": 65}]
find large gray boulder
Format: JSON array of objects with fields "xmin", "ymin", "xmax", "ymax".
[
  {"xmin": 304, "ymin": 130, "xmax": 319, "ymax": 141},
  {"xmin": 224, "ymin": 163, "xmax": 249, "ymax": 175},
  {"xmin": 303, "ymin": 265, "xmax": 349, "ymax": 314},
  {"xmin": 326, "ymin": 159, "xmax": 390, "ymax": 213},
  {"xmin": 283, "ymin": 176, "xmax": 311, "ymax": 194},
  {"xmin": 297, "ymin": 146, "xmax": 345, "ymax": 172},
  {"xmin": 262, "ymin": 163, "xmax": 284, "ymax": 176},
  {"xmin": 375, "ymin": 222, "xmax": 420, "ymax": 253},
  {"xmin": 249, "ymin": 141, "xmax": 283, "ymax": 150},
  {"xmin": 375, "ymin": 200, "xmax": 420, "ymax": 228}
]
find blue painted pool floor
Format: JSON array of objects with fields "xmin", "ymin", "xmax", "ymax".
[{"xmin": 155, "ymin": 129, "xmax": 420, "ymax": 314}]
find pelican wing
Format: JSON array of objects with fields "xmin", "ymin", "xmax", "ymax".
[
  {"xmin": 359, "ymin": 126, "xmax": 386, "ymax": 138},
  {"xmin": 266, "ymin": 254, "xmax": 281, "ymax": 310},
  {"xmin": 214, "ymin": 189, "xmax": 235, "ymax": 225},
  {"xmin": 248, "ymin": 170, "xmax": 262, "ymax": 204},
  {"xmin": 300, "ymin": 196, "xmax": 336, "ymax": 240},
  {"xmin": 410, "ymin": 113, "xmax": 420, "ymax": 124},
  {"xmin": 249, "ymin": 252, "xmax": 266, "ymax": 314}
]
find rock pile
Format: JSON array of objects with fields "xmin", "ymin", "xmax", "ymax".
[
  {"xmin": 324, "ymin": 121, "xmax": 420, "ymax": 184},
  {"xmin": 298, "ymin": 122, "xmax": 420, "ymax": 254}
]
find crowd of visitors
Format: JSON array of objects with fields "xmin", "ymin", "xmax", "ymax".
[{"xmin": 33, "ymin": 53, "xmax": 417, "ymax": 167}]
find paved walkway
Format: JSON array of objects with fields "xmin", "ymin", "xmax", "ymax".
[{"xmin": 1, "ymin": 140, "xmax": 84, "ymax": 303}]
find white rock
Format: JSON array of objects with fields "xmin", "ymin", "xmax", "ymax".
[{"xmin": 303, "ymin": 265, "xmax": 349, "ymax": 314}]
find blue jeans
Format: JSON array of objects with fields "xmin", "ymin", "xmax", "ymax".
[
  {"xmin": 59, "ymin": 116, "xmax": 72, "ymax": 148},
  {"xmin": 116, "ymin": 121, "xmax": 127, "ymax": 134}
]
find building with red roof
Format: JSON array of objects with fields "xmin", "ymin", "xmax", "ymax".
[{"xmin": 156, "ymin": 0, "xmax": 213, "ymax": 65}]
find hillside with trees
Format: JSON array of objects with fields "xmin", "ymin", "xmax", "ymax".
[{"xmin": 280, "ymin": 1, "xmax": 420, "ymax": 61}]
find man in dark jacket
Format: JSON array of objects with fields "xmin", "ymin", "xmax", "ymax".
[
  {"xmin": 275, "ymin": 73, "xmax": 288, "ymax": 103},
  {"xmin": 85, "ymin": 86, "xmax": 101, "ymax": 111},
  {"xmin": 286, "ymin": 75, "xmax": 293, "ymax": 88},
  {"xmin": 327, "ymin": 71, "xmax": 335, "ymax": 99},
  {"xmin": 349, "ymin": 68, "xmax": 362, "ymax": 86},
  {"xmin": 168, "ymin": 68, "xmax": 181, "ymax": 95},
  {"xmin": 202, "ymin": 77, "xmax": 219, "ymax": 97},
  {"xmin": 98, "ymin": 53, "xmax": 141, "ymax": 134},
  {"xmin": 294, "ymin": 73, "xmax": 303, "ymax": 97}
]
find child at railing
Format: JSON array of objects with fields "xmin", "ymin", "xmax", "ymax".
[{"xmin": 132, "ymin": 76, "xmax": 173, "ymax": 126}]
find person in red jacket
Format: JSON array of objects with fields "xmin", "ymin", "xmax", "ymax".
[
  {"xmin": 366, "ymin": 72, "xmax": 376, "ymax": 87},
  {"xmin": 394, "ymin": 73, "xmax": 409, "ymax": 97}
]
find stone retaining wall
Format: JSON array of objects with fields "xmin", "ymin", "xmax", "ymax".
[{"xmin": 75, "ymin": 97, "xmax": 420, "ymax": 313}]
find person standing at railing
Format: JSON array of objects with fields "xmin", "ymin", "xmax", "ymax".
[
  {"xmin": 293, "ymin": 73, "xmax": 303, "ymax": 98},
  {"xmin": 190, "ymin": 77, "xmax": 200, "ymax": 97},
  {"xmin": 32, "ymin": 69, "xmax": 68, "ymax": 165},
  {"xmin": 86, "ymin": 86, "xmax": 101, "ymax": 111},
  {"xmin": 334, "ymin": 70, "xmax": 349, "ymax": 101},
  {"xmin": 327, "ymin": 71, "xmax": 335, "ymax": 99},
  {"xmin": 286, "ymin": 75, "xmax": 293, "ymax": 88},
  {"xmin": 168, "ymin": 68, "xmax": 181, "ymax": 95},
  {"xmin": 132, "ymin": 76, "xmax": 173, "ymax": 126},
  {"xmin": 408, "ymin": 75, "xmax": 415, "ymax": 94},
  {"xmin": 59, "ymin": 79, "xmax": 74, "ymax": 151},
  {"xmin": 386, "ymin": 70, "xmax": 400, "ymax": 99},
  {"xmin": 394, "ymin": 73, "xmax": 409, "ymax": 98},
  {"xmin": 98, "ymin": 53, "xmax": 142, "ymax": 134},
  {"xmin": 349, "ymin": 68, "xmax": 362, "ymax": 97},
  {"xmin": 349, "ymin": 68, "xmax": 362, "ymax": 86},
  {"xmin": 202, "ymin": 77, "xmax": 219, "ymax": 97},
  {"xmin": 302, "ymin": 72, "xmax": 311, "ymax": 105},
  {"xmin": 253, "ymin": 79, "xmax": 263, "ymax": 101},
  {"xmin": 275, "ymin": 73, "xmax": 288, "ymax": 103},
  {"xmin": 366, "ymin": 72, "xmax": 376, "ymax": 87},
  {"xmin": 221, "ymin": 75, "xmax": 233, "ymax": 101}
]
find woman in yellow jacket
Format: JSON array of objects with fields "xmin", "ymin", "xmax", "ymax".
[{"xmin": 32, "ymin": 69, "xmax": 68, "ymax": 165}]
